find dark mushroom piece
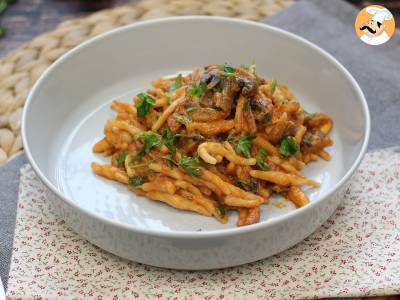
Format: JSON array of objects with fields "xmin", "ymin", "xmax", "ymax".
[
  {"xmin": 249, "ymin": 97, "xmax": 274, "ymax": 126},
  {"xmin": 300, "ymin": 129, "xmax": 333, "ymax": 154},
  {"xmin": 200, "ymin": 70, "xmax": 221, "ymax": 90}
]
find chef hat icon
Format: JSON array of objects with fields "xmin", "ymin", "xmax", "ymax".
[{"xmin": 366, "ymin": 6, "xmax": 393, "ymax": 24}]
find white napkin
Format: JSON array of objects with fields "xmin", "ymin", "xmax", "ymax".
[{"xmin": 6, "ymin": 149, "xmax": 400, "ymax": 299}]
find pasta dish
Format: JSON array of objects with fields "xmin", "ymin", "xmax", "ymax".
[{"xmin": 91, "ymin": 63, "xmax": 333, "ymax": 226}]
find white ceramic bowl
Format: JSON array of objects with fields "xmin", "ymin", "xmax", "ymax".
[{"xmin": 22, "ymin": 16, "xmax": 370, "ymax": 269}]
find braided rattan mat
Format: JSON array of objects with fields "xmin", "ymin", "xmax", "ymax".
[{"xmin": 0, "ymin": 0, "xmax": 294, "ymax": 166}]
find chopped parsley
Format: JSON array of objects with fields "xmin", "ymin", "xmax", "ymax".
[
  {"xmin": 186, "ymin": 107, "xmax": 197, "ymax": 113},
  {"xmin": 236, "ymin": 135, "xmax": 255, "ymax": 158},
  {"xmin": 128, "ymin": 176, "xmax": 146, "ymax": 187},
  {"xmin": 217, "ymin": 203, "xmax": 226, "ymax": 215},
  {"xmin": 220, "ymin": 63, "xmax": 236, "ymax": 77},
  {"xmin": 135, "ymin": 93, "xmax": 156, "ymax": 117},
  {"xmin": 255, "ymin": 148, "xmax": 269, "ymax": 171},
  {"xmin": 227, "ymin": 132, "xmax": 235, "ymax": 141},
  {"xmin": 161, "ymin": 127, "xmax": 176, "ymax": 154},
  {"xmin": 240, "ymin": 61, "xmax": 256, "ymax": 70},
  {"xmin": 135, "ymin": 131, "xmax": 163, "ymax": 156},
  {"xmin": 165, "ymin": 92, "xmax": 172, "ymax": 104},
  {"xmin": 162, "ymin": 154, "xmax": 178, "ymax": 168},
  {"xmin": 169, "ymin": 74, "xmax": 183, "ymax": 92},
  {"xmin": 173, "ymin": 114, "xmax": 191, "ymax": 125},
  {"xmin": 243, "ymin": 100, "xmax": 249, "ymax": 112},
  {"xmin": 279, "ymin": 137, "xmax": 299, "ymax": 157},
  {"xmin": 179, "ymin": 155, "xmax": 202, "ymax": 176},
  {"xmin": 280, "ymin": 98, "xmax": 289, "ymax": 104},
  {"xmin": 270, "ymin": 79, "xmax": 277, "ymax": 95},
  {"xmin": 116, "ymin": 150, "xmax": 128, "ymax": 167},
  {"xmin": 187, "ymin": 83, "xmax": 208, "ymax": 98}
]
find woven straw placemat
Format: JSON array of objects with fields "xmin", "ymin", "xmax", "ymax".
[{"xmin": 0, "ymin": 0, "xmax": 293, "ymax": 166}]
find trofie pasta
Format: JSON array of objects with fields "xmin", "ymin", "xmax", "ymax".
[{"xmin": 91, "ymin": 63, "xmax": 333, "ymax": 226}]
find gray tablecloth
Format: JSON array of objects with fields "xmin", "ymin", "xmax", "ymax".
[{"xmin": 1, "ymin": 0, "xmax": 400, "ymax": 290}]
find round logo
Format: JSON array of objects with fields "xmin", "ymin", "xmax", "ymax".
[{"xmin": 354, "ymin": 5, "xmax": 395, "ymax": 45}]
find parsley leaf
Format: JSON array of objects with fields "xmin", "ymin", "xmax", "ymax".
[
  {"xmin": 174, "ymin": 114, "xmax": 191, "ymax": 125},
  {"xmin": 128, "ymin": 176, "xmax": 146, "ymax": 187},
  {"xmin": 187, "ymin": 83, "xmax": 208, "ymax": 98},
  {"xmin": 116, "ymin": 150, "xmax": 128, "ymax": 167},
  {"xmin": 186, "ymin": 107, "xmax": 197, "ymax": 113},
  {"xmin": 255, "ymin": 148, "xmax": 269, "ymax": 171},
  {"xmin": 179, "ymin": 155, "xmax": 202, "ymax": 176},
  {"xmin": 280, "ymin": 98, "xmax": 289, "ymax": 104},
  {"xmin": 236, "ymin": 135, "xmax": 255, "ymax": 158},
  {"xmin": 169, "ymin": 74, "xmax": 183, "ymax": 92},
  {"xmin": 279, "ymin": 137, "xmax": 299, "ymax": 157},
  {"xmin": 138, "ymin": 131, "xmax": 162, "ymax": 153},
  {"xmin": 240, "ymin": 61, "xmax": 256, "ymax": 70},
  {"xmin": 243, "ymin": 100, "xmax": 249, "ymax": 112},
  {"xmin": 227, "ymin": 132, "xmax": 235, "ymax": 141},
  {"xmin": 270, "ymin": 79, "xmax": 277, "ymax": 95},
  {"xmin": 162, "ymin": 154, "xmax": 178, "ymax": 168},
  {"xmin": 161, "ymin": 127, "xmax": 176, "ymax": 154},
  {"xmin": 217, "ymin": 203, "xmax": 226, "ymax": 216},
  {"xmin": 165, "ymin": 92, "xmax": 172, "ymax": 104},
  {"xmin": 220, "ymin": 63, "xmax": 236, "ymax": 77},
  {"xmin": 135, "ymin": 93, "xmax": 156, "ymax": 117}
]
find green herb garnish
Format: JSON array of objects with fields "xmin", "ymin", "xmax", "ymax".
[
  {"xmin": 270, "ymin": 79, "xmax": 277, "ymax": 95},
  {"xmin": 217, "ymin": 203, "xmax": 226, "ymax": 215},
  {"xmin": 280, "ymin": 98, "xmax": 289, "ymax": 104},
  {"xmin": 236, "ymin": 135, "xmax": 255, "ymax": 158},
  {"xmin": 179, "ymin": 155, "xmax": 202, "ymax": 176},
  {"xmin": 128, "ymin": 176, "xmax": 146, "ymax": 187},
  {"xmin": 227, "ymin": 132, "xmax": 235, "ymax": 141},
  {"xmin": 174, "ymin": 114, "xmax": 191, "ymax": 125},
  {"xmin": 162, "ymin": 154, "xmax": 178, "ymax": 168},
  {"xmin": 279, "ymin": 137, "xmax": 299, "ymax": 157},
  {"xmin": 220, "ymin": 63, "xmax": 236, "ymax": 77},
  {"xmin": 136, "ymin": 131, "xmax": 163, "ymax": 154},
  {"xmin": 161, "ymin": 127, "xmax": 176, "ymax": 154},
  {"xmin": 243, "ymin": 100, "xmax": 249, "ymax": 112},
  {"xmin": 255, "ymin": 148, "xmax": 269, "ymax": 171},
  {"xmin": 165, "ymin": 92, "xmax": 172, "ymax": 104},
  {"xmin": 187, "ymin": 83, "xmax": 208, "ymax": 98},
  {"xmin": 116, "ymin": 150, "xmax": 128, "ymax": 167},
  {"xmin": 135, "ymin": 93, "xmax": 156, "ymax": 117},
  {"xmin": 169, "ymin": 74, "xmax": 183, "ymax": 92},
  {"xmin": 240, "ymin": 61, "xmax": 256, "ymax": 70},
  {"xmin": 186, "ymin": 107, "xmax": 197, "ymax": 113}
]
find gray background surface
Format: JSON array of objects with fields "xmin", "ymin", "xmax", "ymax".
[{"xmin": 1, "ymin": 0, "xmax": 399, "ymax": 290}]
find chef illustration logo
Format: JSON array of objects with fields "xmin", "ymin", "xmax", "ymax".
[{"xmin": 355, "ymin": 5, "xmax": 395, "ymax": 45}]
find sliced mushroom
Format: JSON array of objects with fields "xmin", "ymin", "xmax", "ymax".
[
  {"xmin": 300, "ymin": 129, "xmax": 333, "ymax": 154},
  {"xmin": 249, "ymin": 96, "xmax": 274, "ymax": 126},
  {"xmin": 200, "ymin": 70, "xmax": 221, "ymax": 90}
]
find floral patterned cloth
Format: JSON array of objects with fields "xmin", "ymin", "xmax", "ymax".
[{"xmin": 6, "ymin": 149, "xmax": 400, "ymax": 299}]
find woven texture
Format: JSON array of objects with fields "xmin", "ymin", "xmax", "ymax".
[
  {"xmin": 6, "ymin": 149, "xmax": 400, "ymax": 299},
  {"xmin": 0, "ymin": 0, "xmax": 293, "ymax": 165}
]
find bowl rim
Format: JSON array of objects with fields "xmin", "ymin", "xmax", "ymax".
[{"xmin": 22, "ymin": 16, "xmax": 371, "ymax": 239}]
